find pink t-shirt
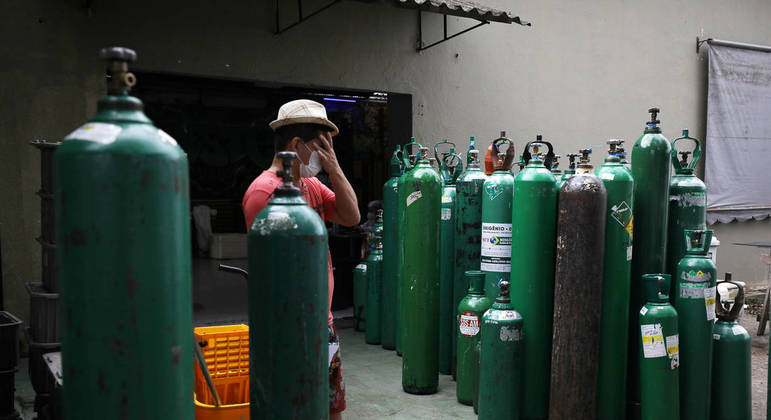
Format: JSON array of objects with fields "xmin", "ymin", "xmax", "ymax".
[{"xmin": 242, "ymin": 170, "xmax": 336, "ymax": 325}]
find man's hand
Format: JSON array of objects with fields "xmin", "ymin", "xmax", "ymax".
[
  {"xmin": 310, "ymin": 131, "xmax": 360, "ymax": 227},
  {"xmin": 310, "ymin": 132, "xmax": 342, "ymax": 175}
]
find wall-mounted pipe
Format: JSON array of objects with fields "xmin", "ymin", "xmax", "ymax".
[{"xmin": 697, "ymin": 37, "xmax": 771, "ymax": 53}]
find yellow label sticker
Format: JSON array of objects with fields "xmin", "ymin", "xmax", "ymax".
[
  {"xmin": 666, "ymin": 340, "xmax": 679, "ymax": 355},
  {"xmin": 666, "ymin": 334, "xmax": 680, "ymax": 369},
  {"xmin": 704, "ymin": 287, "xmax": 717, "ymax": 321},
  {"xmin": 641, "ymin": 323, "xmax": 666, "ymax": 358},
  {"xmin": 626, "ymin": 216, "xmax": 634, "ymax": 240},
  {"xmin": 641, "ymin": 335, "xmax": 663, "ymax": 344}
]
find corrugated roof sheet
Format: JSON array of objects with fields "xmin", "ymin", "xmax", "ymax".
[{"xmin": 390, "ymin": 0, "xmax": 529, "ymax": 25}]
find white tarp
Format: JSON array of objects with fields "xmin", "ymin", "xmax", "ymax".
[{"xmin": 705, "ymin": 43, "xmax": 771, "ymax": 224}]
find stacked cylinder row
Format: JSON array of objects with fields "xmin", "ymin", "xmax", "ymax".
[{"xmin": 353, "ymin": 108, "xmax": 751, "ymax": 420}]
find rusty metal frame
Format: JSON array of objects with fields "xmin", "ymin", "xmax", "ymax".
[{"xmin": 416, "ymin": 10, "xmax": 489, "ymax": 51}]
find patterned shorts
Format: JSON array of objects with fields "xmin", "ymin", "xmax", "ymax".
[{"xmin": 329, "ymin": 324, "xmax": 346, "ymax": 414}]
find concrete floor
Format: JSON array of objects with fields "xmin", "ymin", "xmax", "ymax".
[
  {"xmin": 9, "ymin": 257, "xmax": 770, "ymax": 418},
  {"xmin": 339, "ymin": 327, "xmax": 474, "ymax": 419}
]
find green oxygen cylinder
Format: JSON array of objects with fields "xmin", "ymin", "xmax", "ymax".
[
  {"xmin": 453, "ymin": 140, "xmax": 487, "ymax": 377},
  {"xmin": 511, "ymin": 138, "xmax": 559, "ymax": 420},
  {"xmin": 55, "ymin": 47, "xmax": 193, "ymax": 419},
  {"xmin": 473, "ymin": 338, "xmax": 481, "ymax": 414},
  {"xmin": 639, "ymin": 274, "xmax": 680, "ymax": 420},
  {"xmin": 353, "ymin": 262, "xmax": 368, "ymax": 331},
  {"xmin": 456, "ymin": 271, "xmax": 492, "ymax": 405},
  {"xmin": 595, "ymin": 139, "xmax": 635, "ymax": 420},
  {"xmin": 478, "ymin": 281, "xmax": 524, "ymax": 420},
  {"xmin": 366, "ymin": 210, "xmax": 384, "ymax": 345},
  {"xmin": 711, "ymin": 273, "xmax": 751, "ymax": 420},
  {"xmin": 666, "ymin": 130, "xmax": 707, "ymax": 279},
  {"xmin": 381, "ymin": 146, "xmax": 403, "ymax": 349},
  {"xmin": 396, "ymin": 137, "xmax": 420, "ymax": 356},
  {"xmin": 437, "ymin": 143, "xmax": 462, "ymax": 375},
  {"xmin": 558, "ymin": 153, "xmax": 578, "ymax": 190},
  {"xmin": 401, "ymin": 146, "xmax": 442, "ymax": 394},
  {"xmin": 673, "ymin": 229, "xmax": 717, "ymax": 420},
  {"xmin": 549, "ymin": 148, "xmax": 607, "ymax": 419},
  {"xmin": 480, "ymin": 132, "xmax": 515, "ymax": 300},
  {"xmin": 248, "ymin": 152, "xmax": 328, "ymax": 418},
  {"xmin": 628, "ymin": 108, "xmax": 672, "ymax": 417}
]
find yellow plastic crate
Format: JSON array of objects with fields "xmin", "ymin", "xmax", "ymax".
[{"xmin": 194, "ymin": 324, "xmax": 250, "ymax": 419}]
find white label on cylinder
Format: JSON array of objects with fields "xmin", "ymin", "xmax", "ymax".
[
  {"xmin": 680, "ymin": 283, "xmax": 705, "ymax": 299},
  {"xmin": 732, "ymin": 325, "xmax": 745, "ymax": 336},
  {"xmin": 639, "ymin": 306, "xmax": 648, "ymax": 316},
  {"xmin": 441, "ymin": 208, "xmax": 452, "ymax": 220},
  {"xmin": 627, "ymin": 245, "xmax": 633, "ymax": 261},
  {"xmin": 704, "ymin": 286, "xmax": 717, "ymax": 321},
  {"xmin": 65, "ymin": 122, "xmax": 122, "ymax": 144},
  {"xmin": 499, "ymin": 326, "xmax": 521, "ymax": 342},
  {"xmin": 268, "ymin": 212, "xmax": 290, "ymax": 221},
  {"xmin": 666, "ymin": 334, "xmax": 680, "ymax": 369},
  {"xmin": 713, "ymin": 333, "xmax": 721, "ymax": 340},
  {"xmin": 459, "ymin": 312, "xmax": 480, "ymax": 337},
  {"xmin": 480, "ymin": 223, "xmax": 512, "ymax": 272},
  {"xmin": 442, "ymin": 195, "xmax": 453, "ymax": 203},
  {"xmin": 406, "ymin": 191, "xmax": 422, "ymax": 207},
  {"xmin": 490, "ymin": 310, "xmax": 518, "ymax": 321},
  {"xmin": 671, "ymin": 191, "xmax": 707, "ymax": 207},
  {"xmin": 640, "ymin": 323, "xmax": 666, "ymax": 358}
]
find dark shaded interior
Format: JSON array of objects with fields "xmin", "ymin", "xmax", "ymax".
[{"xmin": 132, "ymin": 72, "xmax": 411, "ymax": 310}]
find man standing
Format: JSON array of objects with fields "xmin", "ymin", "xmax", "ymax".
[{"xmin": 242, "ymin": 99, "xmax": 359, "ymax": 419}]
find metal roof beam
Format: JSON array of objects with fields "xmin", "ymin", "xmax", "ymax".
[
  {"xmin": 417, "ymin": 12, "xmax": 489, "ymax": 51},
  {"xmin": 275, "ymin": 0, "xmax": 343, "ymax": 35}
]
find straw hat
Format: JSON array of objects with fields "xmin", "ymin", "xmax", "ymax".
[{"xmin": 269, "ymin": 99, "xmax": 339, "ymax": 135}]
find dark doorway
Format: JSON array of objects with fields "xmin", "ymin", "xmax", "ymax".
[{"xmin": 132, "ymin": 71, "xmax": 411, "ymax": 316}]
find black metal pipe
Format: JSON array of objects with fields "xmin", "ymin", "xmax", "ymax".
[
  {"xmin": 275, "ymin": 0, "xmax": 341, "ymax": 34},
  {"xmin": 418, "ymin": 20, "xmax": 489, "ymax": 51}
]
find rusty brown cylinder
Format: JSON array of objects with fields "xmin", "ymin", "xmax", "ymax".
[{"xmin": 549, "ymin": 162, "xmax": 607, "ymax": 419}]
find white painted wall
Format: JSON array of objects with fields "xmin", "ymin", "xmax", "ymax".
[{"xmin": 2, "ymin": 0, "xmax": 770, "ymax": 319}]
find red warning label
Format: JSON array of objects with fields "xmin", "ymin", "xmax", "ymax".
[{"xmin": 459, "ymin": 312, "xmax": 480, "ymax": 337}]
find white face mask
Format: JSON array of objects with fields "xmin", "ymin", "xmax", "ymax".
[{"xmin": 299, "ymin": 142, "xmax": 322, "ymax": 178}]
